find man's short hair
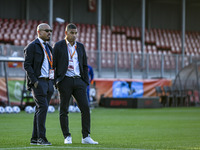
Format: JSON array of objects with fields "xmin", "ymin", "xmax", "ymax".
[{"xmin": 65, "ymin": 23, "xmax": 77, "ymax": 32}]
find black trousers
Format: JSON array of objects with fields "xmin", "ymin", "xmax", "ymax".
[
  {"xmin": 57, "ymin": 76, "xmax": 90, "ymax": 138},
  {"xmin": 31, "ymin": 79, "xmax": 54, "ymax": 139}
]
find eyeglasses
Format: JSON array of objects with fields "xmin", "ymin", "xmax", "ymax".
[{"xmin": 40, "ymin": 29, "xmax": 53, "ymax": 33}]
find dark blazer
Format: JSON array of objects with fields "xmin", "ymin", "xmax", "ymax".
[
  {"xmin": 24, "ymin": 38, "xmax": 53, "ymax": 90},
  {"xmin": 53, "ymin": 40, "xmax": 89, "ymax": 86}
]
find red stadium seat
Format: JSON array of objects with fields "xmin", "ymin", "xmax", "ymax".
[
  {"xmin": 1, "ymin": 19, "xmax": 200, "ymax": 58},
  {"xmin": 101, "ymin": 52, "xmax": 107, "ymax": 68},
  {"xmin": 14, "ymin": 39, "xmax": 20, "ymax": 46},
  {"xmin": 20, "ymin": 40, "xmax": 26, "ymax": 46},
  {"xmin": 0, "ymin": 32, "xmax": 3, "ymax": 41}
]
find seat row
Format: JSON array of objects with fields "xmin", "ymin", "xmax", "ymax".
[{"xmin": 0, "ymin": 18, "xmax": 200, "ymax": 56}]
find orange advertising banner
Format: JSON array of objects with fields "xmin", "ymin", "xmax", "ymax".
[{"xmin": 0, "ymin": 78, "xmax": 172, "ymax": 105}]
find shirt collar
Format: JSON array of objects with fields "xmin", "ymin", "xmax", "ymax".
[
  {"xmin": 38, "ymin": 37, "xmax": 45, "ymax": 44},
  {"xmin": 66, "ymin": 39, "xmax": 76, "ymax": 47}
]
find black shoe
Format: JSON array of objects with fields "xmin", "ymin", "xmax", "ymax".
[
  {"xmin": 30, "ymin": 138, "xmax": 38, "ymax": 145},
  {"xmin": 37, "ymin": 138, "xmax": 52, "ymax": 145}
]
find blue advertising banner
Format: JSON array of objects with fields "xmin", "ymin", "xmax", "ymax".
[
  {"xmin": 112, "ymin": 81, "xmax": 130, "ymax": 98},
  {"xmin": 130, "ymin": 81, "xmax": 143, "ymax": 98},
  {"xmin": 112, "ymin": 81, "xmax": 144, "ymax": 98}
]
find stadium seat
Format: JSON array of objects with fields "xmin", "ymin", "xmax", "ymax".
[
  {"xmin": 123, "ymin": 52, "xmax": 131, "ymax": 69},
  {"xmin": 0, "ymin": 32, "xmax": 3, "ymax": 41},
  {"xmin": 20, "ymin": 40, "xmax": 26, "ymax": 46},
  {"xmin": 126, "ymin": 27, "xmax": 131, "ymax": 38},
  {"xmin": 3, "ymin": 33, "xmax": 10, "ymax": 42},
  {"xmin": 135, "ymin": 27, "xmax": 141, "ymax": 39},
  {"xmin": 101, "ymin": 51, "xmax": 107, "ymax": 68},
  {"xmin": 14, "ymin": 39, "xmax": 20, "ymax": 46},
  {"xmin": 130, "ymin": 27, "xmax": 135, "ymax": 38}
]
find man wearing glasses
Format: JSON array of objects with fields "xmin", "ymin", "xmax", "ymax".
[{"xmin": 24, "ymin": 23, "xmax": 54, "ymax": 146}]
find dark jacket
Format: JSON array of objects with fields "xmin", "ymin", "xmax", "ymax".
[
  {"xmin": 24, "ymin": 38, "xmax": 53, "ymax": 90},
  {"xmin": 53, "ymin": 40, "xmax": 89, "ymax": 86}
]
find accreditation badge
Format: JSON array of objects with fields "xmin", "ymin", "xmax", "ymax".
[
  {"xmin": 68, "ymin": 60, "xmax": 74, "ymax": 71},
  {"xmin": 49, "ymin": 69, "xmax": 54, "ymax": 79}
]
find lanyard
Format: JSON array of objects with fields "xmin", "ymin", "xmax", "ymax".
[
  {"xmin": 65, "ymin": 38, "xmax": 77, "ymax": 59},
  {"xmin": 40, "ymin": 42, "xmax": 53, "ymax": 69}
]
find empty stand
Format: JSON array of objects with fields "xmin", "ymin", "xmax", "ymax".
[
  {"xmin": 1, "ymin": 18, "xmax": 200, "ymax": 55},
  {"xmin": 1, "ymin": 18, "xmax": 200, "ymax": 70}
]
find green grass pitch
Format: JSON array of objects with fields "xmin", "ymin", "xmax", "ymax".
[{"xmin": 0, "ymin": 107, "xmax": 200, "ymax": 150}]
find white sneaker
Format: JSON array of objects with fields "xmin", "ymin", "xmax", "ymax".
[
  {"xmin": 82, "ymin": 136, "xmax": 98, "ymax": 144},
  {"xmin": 64, "ymin": 136, "xmax": 72, "ymax": 144}
]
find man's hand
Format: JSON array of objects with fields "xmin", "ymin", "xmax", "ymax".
[{"xmin": 34, "ymin": 81, "xmax": 39, "ymax": 88}]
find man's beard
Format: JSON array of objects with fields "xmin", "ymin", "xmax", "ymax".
[{"xmin": 46, "ymin": 38, "xmax": 50, "ymax": 41}]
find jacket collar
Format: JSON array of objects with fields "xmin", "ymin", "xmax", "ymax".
[
  {"xmin": 62, "ymin": 40, "xmax": 80, "ymax": 51},
  {"xmin": 62, "ymin": 40, "xmax": 81, "ymax": 60},
  {"xmin": 35, "ymin": 38, "xmax": 52, "ymax": 50}
]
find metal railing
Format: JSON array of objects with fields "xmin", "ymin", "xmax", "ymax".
[{"xmin": 87, "ymin": 50, "xmax": 200, "ymax": 79}]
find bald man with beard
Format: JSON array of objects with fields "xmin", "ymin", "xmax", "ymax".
[{"xmin": 24, "ymin": 23, "xmax": 54, "ymax": 146}]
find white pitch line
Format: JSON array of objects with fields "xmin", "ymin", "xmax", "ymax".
[{"xmin": 0, "ymin": 146, "xmax": 150, "ymax": 150}]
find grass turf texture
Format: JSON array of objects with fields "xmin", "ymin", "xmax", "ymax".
[{"xmin": 0, "ymin": 107, "xmax": 200, "ymax": 150}]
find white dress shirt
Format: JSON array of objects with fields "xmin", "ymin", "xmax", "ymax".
[
  {"xmin": 38, "ymin": 37, "xmax": 49, "ymax": 78},
  {"xmin": 65, "ymin": 40, "xmax": 80, "ymax": 77}
]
